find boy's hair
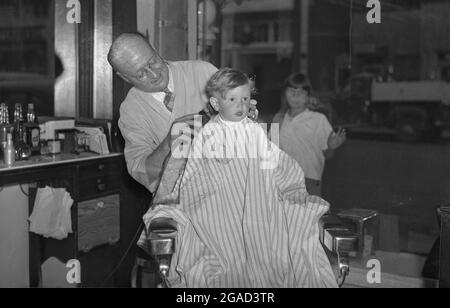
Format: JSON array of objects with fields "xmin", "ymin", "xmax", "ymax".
[{"xmin": 205, "ymin": 67, "xmax": 250, "ymax": 99}]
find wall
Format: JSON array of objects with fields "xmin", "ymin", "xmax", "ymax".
[
  {"xmin": 158, "ymin": 0, "xmax": 188, "ymax": 61},
  {"xmin": 0, "ymin": 184, "xmax": 29, "ymax": 288}
]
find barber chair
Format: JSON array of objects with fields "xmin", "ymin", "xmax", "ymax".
[
  {"xmin": 131, "ymin": 217, "xmax": 178, "ymax": 288},
  {"xmin": 422, "ymin": 205, "xmax": 450, "ymax": 288},
  {"xmin": 319, "ymin": 213, "xmax": 359, "ymax": 286},
  {"xmin": 133, "ymin": 213, "xmax": 358, "ymax": 288}
]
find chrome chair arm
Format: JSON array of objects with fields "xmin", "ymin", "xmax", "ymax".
[
  {"xmin": 319, "ymin": 214, "xmax": 359, "ymax": 287},
  {"xmin": 146, "ymin": 217, "xmax": 178, "ymax": 288}
]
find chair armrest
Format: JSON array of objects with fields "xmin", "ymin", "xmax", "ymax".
[
  {"xmin": 148, "ymin": 217, "xmax": 178, "ymax": 257},
  {"xmin": 149, "ymin": 217, "xmax": 178, "ymax": 235},
  {"xmin": 319, "ymin": 214, "xmax": 358, "ymax": 254}
]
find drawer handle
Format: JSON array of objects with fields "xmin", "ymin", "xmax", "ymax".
[
  {"xmin": 97, "ymin": 183, "xmax": 106, "ymax": 191},
  {"xmin": 97, "ymin": 201, "xmax": 105, "ymax": 209},
  {"xmin": 98, "ymin": 164, "xmax": 105, "ymax": 171}
]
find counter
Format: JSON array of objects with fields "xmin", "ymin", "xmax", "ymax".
[
  {"xmin": 0, "ymin": 152, "xmax": 123, "ymax": 184},
  {"xmin": 0, "ymin": 152, "xmax": 152, "ymax": 287}
]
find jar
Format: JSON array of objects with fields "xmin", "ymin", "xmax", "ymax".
[{"xmin": 47, "ymin": 139, "xmax": 61, "ymax": 155}]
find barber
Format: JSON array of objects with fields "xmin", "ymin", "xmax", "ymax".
[{"xmin": 107, "ymin": 33, "xmax": 257, "ymax": 193}]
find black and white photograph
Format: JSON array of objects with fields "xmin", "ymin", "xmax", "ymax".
[{"xmin": 0, "ymin": 0, "xmax": 449, "ymax": 292}]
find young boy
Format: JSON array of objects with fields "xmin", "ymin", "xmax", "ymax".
[
  {"xmin": 197, "ymin": 68, "xmax": 277, "ymax": 168},
  {"xmin": 140, "ymin": 68, "xmax": 337, "ymax": 288}
]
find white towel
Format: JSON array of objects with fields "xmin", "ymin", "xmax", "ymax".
[{"xmin": 29, "ymin": 187, "xmax": 73, "ymax": 240}]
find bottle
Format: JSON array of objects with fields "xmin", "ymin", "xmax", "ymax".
[
  {"xmin": 13, "ymin": 103, "xmax": 30, "ymax": 161},
  {"xmin": 27, "ymin": 103, "xmax": 35, "ymax": 123},
  {"xmin": 4, "ymin": 133, "xmax": 15, "ymax": 166},
  {"xmin": 0, "ymin": 103, "xmax": 5, "ymax": 162},
  {"xmin": 25, "ymin": 103, "xmax": 41, "ymax": 156},
  {"xmin": 0, "ymin": 103, "xmax": 13, "ymax": 161},
  {"xmin": 13, "ymin": 103, "xmax": 23, "ymax": 144}
]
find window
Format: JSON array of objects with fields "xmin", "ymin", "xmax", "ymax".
[
  {"xmin": 197, "ymin": 0, "xmax": 450, "ymax": 283},
  {"xmin": 0, "ymin": 0, "xmax": 54, "ymax": 117}
]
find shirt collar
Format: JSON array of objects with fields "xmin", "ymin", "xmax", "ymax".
[
  {"xmin": 150, "ymin": 65, "xmax": 174, "ymax": 103},
  {"xmin": 167, "ymin": 64, "xmax": 174, "ymax": 92},
  {"xmin": 285, "ymin": 108, "xmax": 310, "ymax": 121}
]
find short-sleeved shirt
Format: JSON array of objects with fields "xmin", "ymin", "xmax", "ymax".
[
  {"xmin": 118, "ymin": 60, "xmax": 218, "ymax": 192},
  {"xmin": 279, "ymin": 109, "xmax": 333, "ymax": 181}
]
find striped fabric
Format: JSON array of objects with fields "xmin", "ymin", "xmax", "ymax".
[{"xmin": 139, "ymin": 117, "xmax": 337, "ymax": 288}]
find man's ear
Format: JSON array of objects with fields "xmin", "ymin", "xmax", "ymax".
[
  {"xmin": 116, "ymin": 71, "xmax": 131, "ymax": 84},
  {"xmin": 209, "ymin": 97, "xmax": 219, "ymax": 111}
]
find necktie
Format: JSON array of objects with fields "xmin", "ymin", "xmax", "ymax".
[{"xmin": 163, "ymin": 90, "xmax": 174, "ymax": 113}]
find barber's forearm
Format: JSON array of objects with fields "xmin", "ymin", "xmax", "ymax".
[{"xmin": 145, "ymin": 136, "xmax": 171, "ymax": 185}]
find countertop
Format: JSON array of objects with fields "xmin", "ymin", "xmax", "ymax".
[{"xmin": 0, "ymin": 152, "xmax": 123, "ymax": 174}]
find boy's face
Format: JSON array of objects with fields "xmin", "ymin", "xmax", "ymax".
[{"xmin": 210, "ymin": 84, "xmax": 251, "ymax": 122}]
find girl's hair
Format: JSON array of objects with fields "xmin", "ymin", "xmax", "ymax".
[
  {"xmin": 205, "ymin": 67, "xmax": 250, "ymax": 99},
  {"xmin": 277, "ymin": 73, "xmax": 312, "ymax": 115}
]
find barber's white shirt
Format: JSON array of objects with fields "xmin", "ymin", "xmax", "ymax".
[{"xmin": 279, "ymin": 109, "xmax": 332, "ymax": 181}]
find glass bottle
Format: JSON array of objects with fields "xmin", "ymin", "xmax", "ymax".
[
  {"xmin": 0, "ymin": 103, "xmax": 13, "ymax": 161},
  {"xmin": 25, "ymin": 103, "xmax": 41, "ymax": 155},
  {"xmin": 13, "ymin": 103, "xmax": 30, "ymax": 161},
  {"xmin": 3, "ymin": 133, "xmax": 15, "ymax": 166}
]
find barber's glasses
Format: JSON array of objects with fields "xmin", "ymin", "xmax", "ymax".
[{"xmin": 135, "ymin": 55, "xmax": 162, "ymax": 81}]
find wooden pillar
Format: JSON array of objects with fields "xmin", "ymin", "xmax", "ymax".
[
  {"xmin": 78, "ymin": 0, "xmax": 95, "ymax": 118},
  {"xmin": 111, "ymin": 0, "xmax": 137, "ymax": 123}
]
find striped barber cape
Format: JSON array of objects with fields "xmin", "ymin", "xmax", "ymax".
[{"xmin": 138, "ymin": 116, "xmax": 337, "ymax": 288}]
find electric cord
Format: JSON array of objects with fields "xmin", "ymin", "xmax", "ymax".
[
  {"xmin": 337, "ymin": 272, "xmax": 348, "ymax": 288},
  {"xmin": 99, "ymin": 194, "xmax": 152, "ymax": 287},
  {"xmin": 99, "ymin": 220, "xmax": 146, "ymax": 287},
  {"xmin": 19, "ymin": 184, "xmax": 29, "ymax": 197}
]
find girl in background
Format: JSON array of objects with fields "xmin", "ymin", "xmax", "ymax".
[{"xmin": 273, "ymin": 73, "xmax": 346, "ymax": 197}]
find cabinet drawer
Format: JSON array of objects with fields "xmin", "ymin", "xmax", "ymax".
[
  {"xmin": 78, "ymin": 194, "xmax": 120, "ymax": 253},
  {"xmin": 78, "ymin": 161, "xmax": 121, "ymax": 197}
]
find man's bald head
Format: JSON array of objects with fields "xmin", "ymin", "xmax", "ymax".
[
  {"xmin": 108, "ymin": 33, "xmax": 153, "ymax": 72},
  {"xmin": 107, "ymin": 33, "xmax": 169, "ymax": 93}
]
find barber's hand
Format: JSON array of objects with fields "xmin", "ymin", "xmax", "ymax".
[
  {"xmin": 165, "ymin": 113, "xmax": 201, "ymax": 150},
  {"xmin": 327, "ymin": 128, "xmax": 346, "ymax": 150},
  {"xmin": 248, "ymin": 99, "xmax": 259, "ymax": 121}
]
